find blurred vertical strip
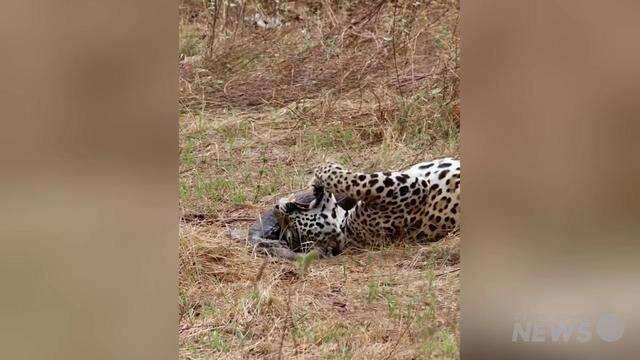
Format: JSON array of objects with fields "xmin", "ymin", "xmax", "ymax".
[
  {"xmin": 462, "ymin": 1, "xmax": 640, "ymax": 359},
  {"xmin": 0, "ymin": 1, "xmax": 177, "ymax": 359}
]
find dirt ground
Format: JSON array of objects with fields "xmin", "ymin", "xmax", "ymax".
[{"xmin": 178, "ymin": 1, "xmax": 460, "ymax": 358}]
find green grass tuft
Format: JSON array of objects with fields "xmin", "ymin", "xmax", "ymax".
[{"xmin": 295, "ymin": 250, "xmax": 319, "ymax": 277}]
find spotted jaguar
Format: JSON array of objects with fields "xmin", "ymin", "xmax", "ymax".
[{"xmin": 270, "ymin": 158, "xmax": 460, "ymax": 258}]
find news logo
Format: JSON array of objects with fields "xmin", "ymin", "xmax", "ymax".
[{"xmin": 512, "ymin": 313, "xmax": 624, "ymax": 343}]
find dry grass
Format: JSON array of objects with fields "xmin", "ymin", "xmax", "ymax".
[{"xmin": 179, "ymin": 0, "xmax": 460, "ymax": 358}]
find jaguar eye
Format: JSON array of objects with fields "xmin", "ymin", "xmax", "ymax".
[{"xmin": 284, "ymin": 202, "xmax": 299, "ymax": 213}]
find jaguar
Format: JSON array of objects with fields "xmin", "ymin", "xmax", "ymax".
[{"xmin": 267, "ymin": 158, "xmax": 460, "ymax": 258}]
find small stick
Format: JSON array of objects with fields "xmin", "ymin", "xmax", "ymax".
[{"xmin": 436, "ymin": 267, "xmax": 460, "ymax": 277}]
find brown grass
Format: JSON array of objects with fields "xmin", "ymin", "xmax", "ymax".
[{"xmin": 179, "ymin": 0, "xmax": 460, "ymax": 358}]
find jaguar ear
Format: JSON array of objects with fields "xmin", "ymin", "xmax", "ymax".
[{"xmin": 312, "ymin": 184, "xmax": 325, "ymax": 201}]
